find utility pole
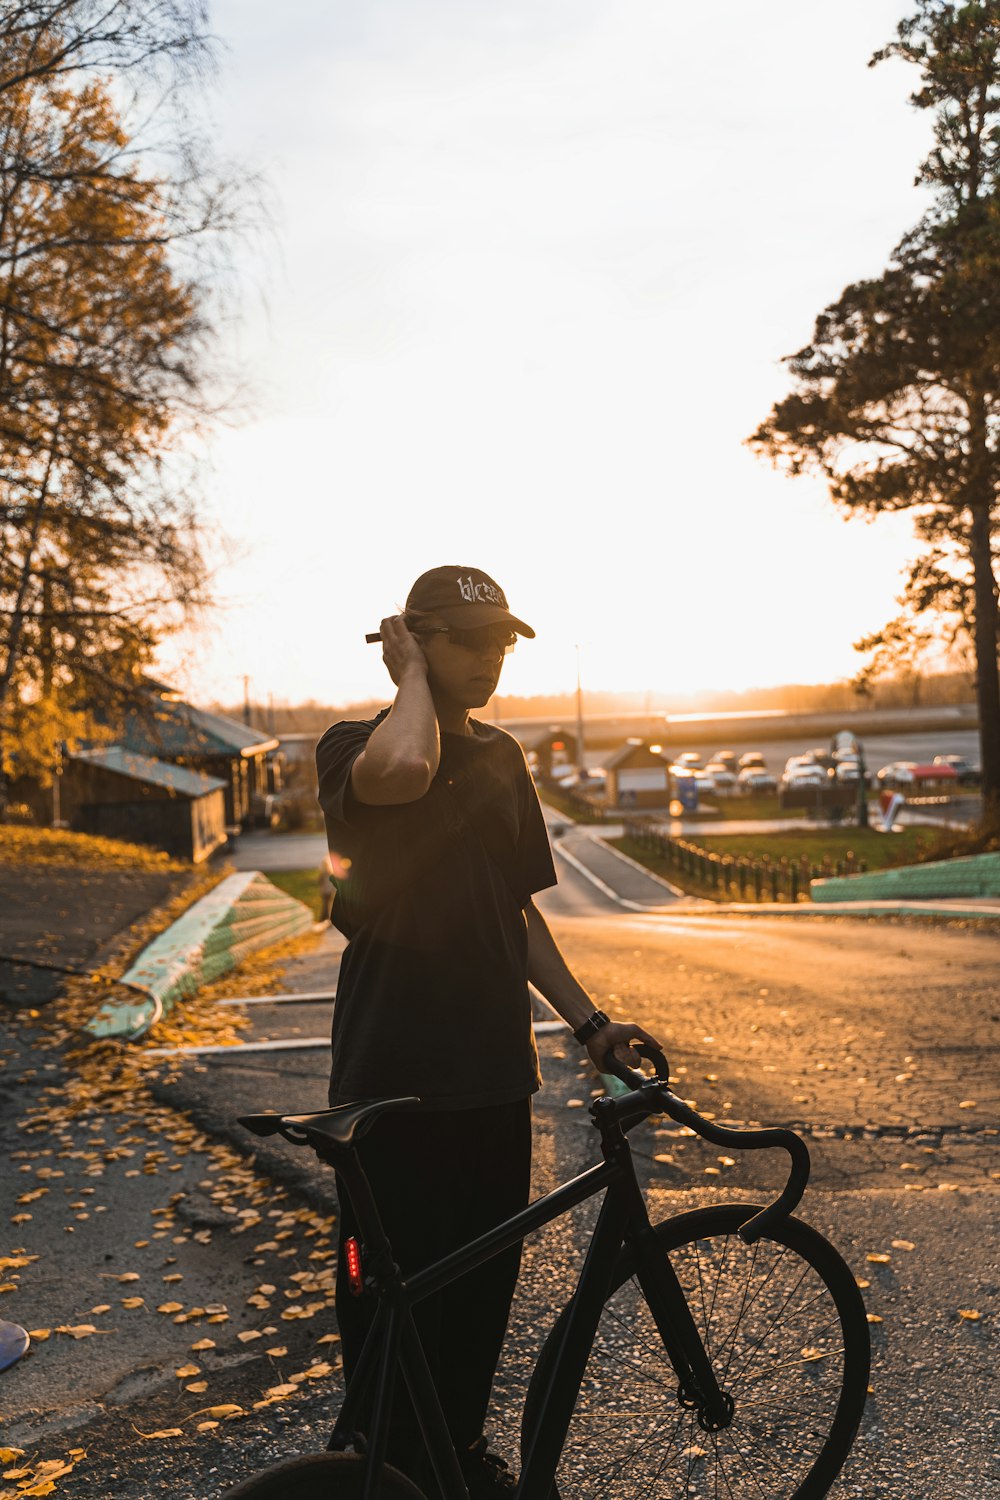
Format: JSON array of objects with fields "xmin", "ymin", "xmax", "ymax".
[
  {"xmin": 242, "ymin": 675, "xmax": 252, "ymax": 728},
  {"xmin": 575, "ymin": 645, "xmax": 585, "ymax": 773}
]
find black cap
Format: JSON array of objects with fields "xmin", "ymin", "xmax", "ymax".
[{"xmin": 405, "ymin": 566, "xmax": 535, "ymax": 638}]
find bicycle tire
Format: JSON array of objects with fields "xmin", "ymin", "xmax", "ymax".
[
  {"xmin": 221, "ymin": 1450, "xmax": 428, "ymax": 1499},
  {"xmin": 521, "ymin": 1204, "xmax": 869, "ymax": 1500}
]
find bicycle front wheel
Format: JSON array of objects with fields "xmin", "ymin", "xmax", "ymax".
[
  {"xmin": 222, "ymin": 1451, "xmax": 427, "ymax": 1499},
  {"xmin": 522, "ymin": 1204, "xmax": 869, "ymax": 1500}
]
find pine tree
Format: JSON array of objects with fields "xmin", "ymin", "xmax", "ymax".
[{"xmin": 751, "ymin": 1, "xmax": 1000, "ymax": 820}]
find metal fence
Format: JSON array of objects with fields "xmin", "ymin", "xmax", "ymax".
[{"xmin": 621, "ymin": 818, "xmax": 867, "ymax": 903}]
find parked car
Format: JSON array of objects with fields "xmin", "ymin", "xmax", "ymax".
[
  {"xmin": 675, "ymin": 751, "xmax": 702, "ymax": 768},
  {"xmin": 704, "ymin": 761, "xmax": 738, "ymax": 793},
  {"xmin": 932, "ymin": 755, "xmax": 981, "ymax": 786},
  {"xmin": 715, "ymin": 750, "xmax": 738, "ymax": 770},
  {"xmin": 738, "ymin": 751, "xmax": 766, "ymax": 769},
  {"xmin": 782, "ymin": 755, "xmax": 828, "ymax": 783},
  {"xmin": 738, "ymin": 766, "xmax": 776, "ymax": 793},
  {"xmin": 876, "ymin": 761, "xmax": 916, "ymax": 789},
  {"xmin": 669, "ymin": 761, "xmax": 714, "ymax": 793},
  {"xmin": 833, "ymin": 756, "xmax": 862, "ymax": 784},
  {"xmin": 804, "ymin": 747, "xmax": 836, "ymax": 770}
]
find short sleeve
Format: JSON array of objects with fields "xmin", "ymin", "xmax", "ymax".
[
  {"xmin": 316, "ymin": 716, "xmax": 378, "ymax": 827},
  {"xmin": 513, "ymin": 747, "xmax": 558, "ymax": 905}
]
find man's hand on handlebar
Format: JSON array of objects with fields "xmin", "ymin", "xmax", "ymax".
[{"xmin": 586, "ymin": 1022, "xmax": 665, "ymax": 1078}]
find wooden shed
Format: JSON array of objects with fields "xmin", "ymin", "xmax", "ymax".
[
  {"xmin": 117, "ymin": 683, "xmax": 279, "ymax": 830},
  {"xmin": 64, "ymin": 748, "xmax": 227, "ymax": 862},
  {"xmin": 604, "ymin": 739, "xmax": 670, "ymax": 809}
]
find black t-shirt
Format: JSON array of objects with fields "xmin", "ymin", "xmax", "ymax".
[{"xmin": 316, "ymin": 711, "xmax": 558, "ymax": 1110}]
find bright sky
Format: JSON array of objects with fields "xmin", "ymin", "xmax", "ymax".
[{"xmin": 159, "ymin": 0, "xmax": 935, "ymax": 708}]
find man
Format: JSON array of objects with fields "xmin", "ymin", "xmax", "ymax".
[{"xmin": 316, "ymin": 565, "xmax": 661, "ymax": 1496}]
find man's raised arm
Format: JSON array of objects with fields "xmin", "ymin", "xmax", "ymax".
[{"xmin": 351, "ymin": 616, "xmax": 440, "ymax": 805}]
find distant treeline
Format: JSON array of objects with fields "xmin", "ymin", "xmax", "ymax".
[{"xmin": 219, "ymin": 670, "xmax": 975, "ymax": 738}]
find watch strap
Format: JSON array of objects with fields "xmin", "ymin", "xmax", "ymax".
[{"xmin": 573, "ymin": 1009, "xmax": 611, "ymax": 1045}]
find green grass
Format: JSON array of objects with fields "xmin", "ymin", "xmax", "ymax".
[
  {"xmin": 610, "ymin": 824, "xmax": 950, "ymax": 904},
  {"xmin": 267, "ymin": 868, "xmax": 327, "ymax": 919},
  {"xmin": 695, "ymin": 825, "xmax": 941, "ymax": 870}
]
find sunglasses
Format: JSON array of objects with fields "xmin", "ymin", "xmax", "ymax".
[{"xmin": 365, "ymin": 624, "xmax": 517, "ymax": 653}]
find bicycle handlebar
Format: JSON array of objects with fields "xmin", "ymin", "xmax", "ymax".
[{"xmin": 600, "ymin": 1044, "xmax": 810, "ymax": 1245}]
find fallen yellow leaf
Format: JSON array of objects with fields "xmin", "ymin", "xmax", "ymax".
[
  {"xmin": 866, "ymin": 1253, "xmax": 891, "ymax": 1264},
  {"xmin": 185, "ymin": 1381, "xmax": 208, "ymax": 1393},
  {"xmin": 266, "ymin": 1346, "xmax": 287, "ymax": 1357},
  {"xmin": 237, "ymin": 1330, "xmax": 262, "ymax": 1343},
  {"xmin": 891, "ymin": 1239, "xmax": 915, "ymax": 1251},
  {"xmin": 264, "ymin": 1383, "xmax": 298, "ymax": 1398},
  {"xmin": 121, "ymin": 1296, "xmax": 144, "ymax": 1309},
  {"xmin": 56, "ymin": 1324, "xmax": 99, "ymax": 1338},
  {"xmin": 196, "ymin": 1421, "xmax": 219, "ymax": 1432},
  {"xmin": 0, "ymin": 1448, "xmax": 26, "ymax": 1464},
  {"xmin": 135, "ymin": 1428, "xmax": 185, "ymax": 1440},
  {"xmin": 175, "ymin": 1364, "xmax": 201, "ymax": 1377},
  {"xmin": 867, "ymin": 1313, "xmax": 883, "ymax": 1324},
  {"xmin": 958, "ymin": 1309, "xmax": 981, "ymax": 1321},
  {"xmin": 190, "ymin": 1338, "xmax": 215, "ymax": 1351},
  {"xmin": 157, "ymin": 1302, "xmax": 183, "ymax": 1314},
  {"xmin": 27, "ymin": 1328, "xmax": 51, "ymax": 1340}
]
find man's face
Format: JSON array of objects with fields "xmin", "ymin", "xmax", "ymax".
[{"xmin": 416, "ymin": 617, "xmax": 515, "ymax": 708}]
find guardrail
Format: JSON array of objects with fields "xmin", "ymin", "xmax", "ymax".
[{"xmin": 621, "ymin": 818, "xmax": 867, "ymax": 903}]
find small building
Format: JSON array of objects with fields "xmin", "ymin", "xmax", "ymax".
[
  {"xmin": 604, "ymin": 739, "xmax": 670, "ymax": 809},
  {"xmin": 64, "ymin": 748, "xmax": 227, "ymax": 862},
  {"xmin": 513, "ymin": 725, "xmax": 579, "ymax": 780},
  {"xmin": 117, "ymin": 683, "xmax": 279, "ymax": 830}
]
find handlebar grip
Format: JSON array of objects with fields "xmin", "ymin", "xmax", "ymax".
[{"xmin": 601, "ymin": 1042, "xmax": 671, "ymax": 1092}]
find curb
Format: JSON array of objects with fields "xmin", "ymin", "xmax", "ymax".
[
  {"xmin": 85, "ymin": 872, "xmax": 315, "ymax": 1040},
  {"xmin": 659, "ymin": 900, "xmax": 1000, "ymax": 921}
]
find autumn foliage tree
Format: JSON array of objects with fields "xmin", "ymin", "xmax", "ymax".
[
  {"xmin": 751, "ymin": 1, "xmax": 1000, "ymax": 820},
  {"xmin": 0, "ymin": 3, "xmax": 236, "ymax": 813}
]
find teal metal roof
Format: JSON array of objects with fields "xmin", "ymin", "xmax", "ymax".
[
  {"xmin": 71, "ymin": 747, "xmax": 227, "ymax": 799},
  {"xmin": 119, "ymin": 692, "xmax": 279, "ymax": 761}
]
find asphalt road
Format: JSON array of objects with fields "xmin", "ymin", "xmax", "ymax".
[{"xmin": 3, "ymin": 867, "xmax": 997, "ymax": 1497}]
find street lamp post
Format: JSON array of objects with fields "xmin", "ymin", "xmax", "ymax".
[
  {"xmin": 856, "ymin": 741, "xmax": 869, "ymax": 829},
  {"xmin": 575, "ymin": 644, "xmax": 585, "ymax": 775}
]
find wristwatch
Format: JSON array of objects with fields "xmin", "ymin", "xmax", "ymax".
[{"xmin": 573, "ymin": 1009, "xmax": 612, "ymax": 1045}]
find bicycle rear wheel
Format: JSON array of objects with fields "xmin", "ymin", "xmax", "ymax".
[
  {"xmin": 521, "ymin": 1204, "xmax": 869, "ymax": 1500},
  {"xmin": 222, "ymin": 1451, "xmax": 427, "ymax": 1499}
]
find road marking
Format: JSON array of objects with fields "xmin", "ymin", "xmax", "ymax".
[
  {"xmin": 216, "ymin": 990, "xmax": 337, "ymax": 1007},
  {"xmin": 146, "ymin": 1018, "xmax": 570, "ymax": 1058}
]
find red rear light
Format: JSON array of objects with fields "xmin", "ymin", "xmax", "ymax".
[{"xmin": 344, "ymin": 1236, "xmax": 364, "ymax": 1296}]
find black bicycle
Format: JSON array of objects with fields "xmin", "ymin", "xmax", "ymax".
[{"xmin": 225, "ymin": 1048, "xmax": 870, "ymax": 1499}]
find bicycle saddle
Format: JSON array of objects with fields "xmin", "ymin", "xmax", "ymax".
[{"xmin": 239, "ymin": 1097, "xmax": 422, "ymax": 1156}]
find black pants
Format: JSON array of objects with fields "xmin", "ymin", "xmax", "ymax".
[{"xmin": 335, "ymin": 1099, "xmax": 532, "ymax": 1481}]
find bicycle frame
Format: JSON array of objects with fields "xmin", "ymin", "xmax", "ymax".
[
  {"xmin": 326, "ymin": 1101, "xmax": 731, "ymax": 1500},
  {"xmin": 239, "ymin": 1055, "xmax": 811, "ymax": 1500}
]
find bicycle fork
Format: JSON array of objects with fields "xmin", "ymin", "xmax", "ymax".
[
  {"xmin": 607, "ymin": 1117, "xmax": 734, "ymax": 1436},
  {"xmin": 629, "ymin": 1224, "xmax": 735, "ymax": 1433}
]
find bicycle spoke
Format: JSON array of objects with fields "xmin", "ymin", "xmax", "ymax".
[
  {"xmin": 725, "ymin": 1261, "xmax": 818, "ymax": 1389},
  {"xmin": 530, "ymin": 1210, "xmax": 865, "ymax": 1500}
]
